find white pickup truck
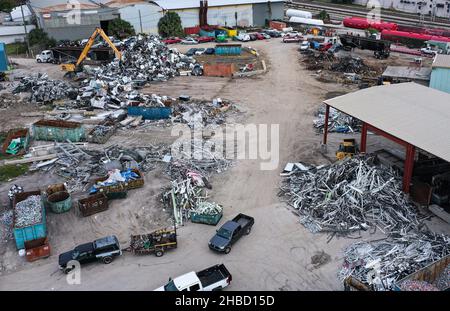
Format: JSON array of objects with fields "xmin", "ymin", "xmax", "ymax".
[{"xmin": 155, "ymin": 264, "xmax": 232, "ymax": 291}]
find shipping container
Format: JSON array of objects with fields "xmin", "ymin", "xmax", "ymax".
[
  {"xmin": 0, "ymin": 42, "xmax": 7, "ymax": 72},
  {"xmin": 1, "ymin": 128, "xmax": 30, "ymax": 156},
  {"xmin": 217, "ymin": 27, "xmax": 237, "ymax": 37},
  {"xmin": 203, "ymin": 63, "xmax": 236, "ymax": 77},
  {"xmin": 13, "ymin": 191, "xmax": 46, "ymax": 250},
  {"xmin": 199, "ymin": 28, "xmax": 216, "ymax": 38},
  {"xmin": 269, "ymin": 20, "xmax": 287, "ymax": 31},
  {"xmin": 78, "ymin": 193, "xmax": 109, "ymax": 217},
  {"xmin": 215, "ymin": 44, "xmax": 242, "ymax": 55},
  {"xmin": 184, "ymin": 26, "xmax": 200, "ymax": 35},
  {"xmin": 127, "ymin": 106, "xmax": 172, "ymax": 120},
  {"xmin": 45, "ymin": 183, "xmax": 72, "ymax": 214},
  {"xmin": 32, "ymin": 119, "xmax": 85, "ymax": 142}
]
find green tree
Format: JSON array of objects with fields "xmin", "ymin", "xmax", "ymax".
[
  {"xmin": 0, "ymin": 0, "xmax": 15, "ymax": 13},
  {"xmin": 318, "ymin": 10, "xmax": 330, "ymax": 21},
  {"xmin": 108, "ymin": 18, "xmax": 135, "ymax": 39},
  {"xmin": 158, "ymin": 12, "xmax": 184, "ymax": 38},
  {"xmin": 27, "ymin": 28, "xmax": 56, "ymax": 47}
]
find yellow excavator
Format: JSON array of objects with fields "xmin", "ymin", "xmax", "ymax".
[
  {"xmin": 336, "ymin": 139, "xmax": 359, "ymax": 160},
  {"xmin": 61, "ymin": 27, "xmax": 122, "ymax": 78}
]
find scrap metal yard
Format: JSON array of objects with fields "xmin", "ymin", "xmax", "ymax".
[{"xmin": 1, "ymin": 4, "xmax": 450, "ymax": 293}]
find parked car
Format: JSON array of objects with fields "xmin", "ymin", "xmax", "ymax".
[
  {"xmin": 36, "ymin": 50, "xmax": 54, "ymax": 63},
  {"xmin": 248, "ymin": 33, "xmax": 258, "ymax": 41},
  {"xmin": 163, "ymin": 37, "xmax": 182, "ymax": 44},
  {"xmin": 195, "ymin": 48, "xmax": 206, "ymax": 55},
  {"xmin": 254, "ymin": 33, "xmax": 265, "ymax": 40},
  {"xmin": 205, "ymin": 48, "xmax": 215, "ymax": 55},
  {"xmin": 263, "ymin": 29, "xmax": 282, "ymax": 37},
  {"xmin": 260, "ymin": 32, "xmax": 271, "ymax": 39},
  {"xmin": 283, "ymin": 35, "xmax": 303, "ymax": 43},
  {"xmin": 420, "ymin": 46, "xmax": 437, "ymax": 55},
  {"xmin": 299, "ymin": 40, "xmax": 310, "ymax": 51},
  {"xmin": 197, "ymin": 36, "xmax": 215, "ymax": 43},
  {"xmin": 59, "ymin": 235, "xmax": 122, "ymax": 274},
  {"xmin": 185, "ymin": 48, "xmax": 199, "ymax": 56},
  {"xmin": 155, "ymin": 264, "xmax": 232, "ymax": 291},
  {"xmin": 319, "ymin": 42, "xmax": 333, "ymax": 52},
  {"xmin": 236, "ymin": 33, "xmax": 251, "ymax": 42},
  {"xmin": 209, "ymin": 213, "xmax": 254, "ymax": 254},
  {"xmin": 327, "ymin": 43, "xmax": 343, "ymax": 54},
  {"xmin": 181, "ymin": 37, "xmax": 199, "ymax": 45}
]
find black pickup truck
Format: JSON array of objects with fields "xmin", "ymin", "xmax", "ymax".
[
  {"xmin": 58, "ymin": 235, "xmax": 122, "ymax": 273},
  {"xmin": 208, "ymin": 213, "xmax": 254, "ymax": 254}
]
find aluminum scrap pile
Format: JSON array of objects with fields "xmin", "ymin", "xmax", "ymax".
[
  {"xmin": 93, "ymin": 35, "xmax": 195, "ymax": 83},
  {"xmin": 163, "ymin": 178, "xmax": 208, "ymax": 226},
  {"xmin": 0, "ymin": 210, "xmax": 14, "ymax": 243},
  {"xmin": 14, "ymin": 195, "xmax": 42, "ymax": 227},
  {"xmin": 168, "ymin": 139, "xmax": 232, "ymax": 179},
  {"xmin": 338, "ymin": 232, "xmax": 450, "ymax": 290},
  {"xmin": 313, "ymin": 105, "xmax": 361, "ymax": 133},
  {"xmin": 0, "ymin": 93, "xmax": 23, "ymax": 109},
  {"xmin": 12, "ymin": 73, "xmax": 78, "ymax": 104},
  {"xmin": 192, "ymin": 201, "xmax": 223, "ymax": 215},
  {"xmin": 279, "ymin": 155, "xmax": 421, "ymax": 235},
  {"xmin": 173, "ymin": 98, "xmax": 234, "ymax": 128}
]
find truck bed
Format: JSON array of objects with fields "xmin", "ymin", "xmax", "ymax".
[
  {"xmin": 197, "ymin": 264, "xmax": 231, "ymax": 288},
  {"xmin": 232, "ymin": 213, "xmax": 254, "ymax": 229}
]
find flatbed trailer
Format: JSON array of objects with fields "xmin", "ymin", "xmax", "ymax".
[{"xmin": 124, "ymin": 228, "xmax": 177, "ymax": 257}]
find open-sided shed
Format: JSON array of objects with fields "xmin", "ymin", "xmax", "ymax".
[{"xmin": 323, "ymin": 82, "xmax": 450, "ymax": 193}]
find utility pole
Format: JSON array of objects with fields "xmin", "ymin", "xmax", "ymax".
[
  {"xmin": 20, "ymin": 1, "xmax": 32, "ymax": 58},
  {"xmin": 138, "ymin": 10, "xmax": 143, "ymax": 33},
  {"xmin": 235, "ymin": 11, "xmax": 238, "ymax": 30}
]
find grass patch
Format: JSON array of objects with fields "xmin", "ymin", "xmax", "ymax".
[
  {"xmin": 0, "ymin": 164, "xmax": 29, "ymax": 182},
  {"xmin": 6, "ymin": 42, "xmax": 27, "ymax": 55}
]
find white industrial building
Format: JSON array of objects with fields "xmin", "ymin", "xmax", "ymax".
[
  {"xmin": 353, "ymin": 0, "xmax": 450, "ymax": 19},
  {"xmin": 0, "ymin": 25, "xmax": 36, "ymax": 44},
  {"xmin": 153, "ymin": 0, "xmax": 285, "ymax": 28}
]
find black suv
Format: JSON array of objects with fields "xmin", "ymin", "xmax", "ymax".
[{"xmin": 59, "ymin": 235, "xmax": 122, "ymax": 273}]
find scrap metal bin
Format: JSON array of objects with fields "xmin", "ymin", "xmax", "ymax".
[
  {"xmin": 78, "ymin": 193, "xmax": 109, "ymax": 217},
  {"xmin": 1, "ymin": 128, "xmax": 30, "ymax": 156},
  {"xmin": 32, "ymin": 119, "xmax": 85, "ymax": 142}
]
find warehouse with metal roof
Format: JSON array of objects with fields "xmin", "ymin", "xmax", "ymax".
[{"xmin": 322, "ymin": 82, "xmax": 450, "ymax": 193}]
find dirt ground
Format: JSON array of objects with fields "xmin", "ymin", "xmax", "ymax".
[{"xmin": 0, "ymin": 39, "xmax": 448, "ymax": 290}]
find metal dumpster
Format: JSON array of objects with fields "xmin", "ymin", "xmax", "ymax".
[
  {"xmin": 25, "ymin": 238, "xmax": 51, "ymax": 262},
  {"xmin": 215, "ymin": 44, "xmax": 242, "ymax": 55},
  {"xmin": 127, "ymin": 106, "xmax": 172, "ymax": 120},
  {"xmin": 13, "ymin": 191, "xmax": 47, "ymax": 250},
  {"xmin": 1, "ymin": 128, "xmax": 30, "ymax": 156},
  {"xmin": 78, "ymin": 193, "xmax": 109, "ymax": 217},
  {"xmin": 190, "ymin": 211, "xmax": 223, "ymax": 225},
  {"xmin": 93, "ymin": 169, "xmax": 144, "ymax": 194},
  {"xmin": 32, "ymin": 119, "xmax": 85, "ymax": 142},
  {"xmin": 45, "ymin": 183, "xmax": 72, "ymax": 214}
]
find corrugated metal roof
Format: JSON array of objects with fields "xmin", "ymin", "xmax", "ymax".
[
  {"xmin": 432, "ymin": 54, "xmax": 450, "ymax": 69},
  {"xmin": 154, "ymin": 0, "xmax": 284, "ymax": 10},
  {"xmin": 324, "ymin": 82, "xmax": 450, "ymax": 162},
  {"xmin": 382, "ymin": 66, "xmax": 431, "ymax": 81}
]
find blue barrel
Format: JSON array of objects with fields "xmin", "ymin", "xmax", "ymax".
[
  {"xmin": 127, "ymin": 106, "xmax": 172, "ymax": 120},
  {"xmin": 0, "ymin": 43, "xmax": 7, "ymax": 72}
]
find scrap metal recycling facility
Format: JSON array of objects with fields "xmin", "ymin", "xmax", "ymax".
[{"xmin": 0, "ymin": 0, "xmax": 450, "ymax": 294}]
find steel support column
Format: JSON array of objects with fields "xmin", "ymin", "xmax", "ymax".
[
  {"xmin": 322, "ymin": 104, "xmax": 330, "ymax": 145},
  {"xmin": 403, "ymin": 144, "xmax": 416, "ymax": 193},
  {"xmin": 360, "ymin": 122, "xmax": 368, "ymax": 153}
]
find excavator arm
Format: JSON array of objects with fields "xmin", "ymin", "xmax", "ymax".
[{"xmin": 62, "ymin": 27, "xmax": 122, "ymax": 73}]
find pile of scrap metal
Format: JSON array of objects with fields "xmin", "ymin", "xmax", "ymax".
[
  {"xmin": 0, "ymin": 93, "xmax": 23, "ymax": 109},
  {"xmin": 12, "ymin": 73, "xmax": 78, "ymax": 104},
  {"xmin": 313, "ymin": 105, "xmax": 361, "ymax": 133},
  {"xmin": 302, "ymin": 51, "xmax": 334, "ymax": 71},
  {"xmin": 172, "ymin": 97, "xmax": 235, "ymax": 128},
  {"xmin": 14, "ymin": 195, "xmax": 42, "ymax": 227},
  {"xmin": 339, "ymin": 231, "xmax": 450, "ymax": 291},
  {"xmin": 92, "ymin": 34, "xmax": 197, "ymax": 83},
  {"xmin": 330, "ymin": 56, "xmax": 374, "ymax": 75},
  {"xmin": 279, "ymin": 155, "xmax": 423, "ymax": 237},
  {"xmin": 162, "ymin": 139, "xmax": 232, "ymax": 225}
]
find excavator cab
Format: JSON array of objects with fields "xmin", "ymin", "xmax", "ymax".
[
  {"xmin": 61, "ymin": 27, "xmax": 122, "ymax": 78},
  {"xmin": 336, "ymin": 139, "xmax": 359, "ymax": 160}
]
